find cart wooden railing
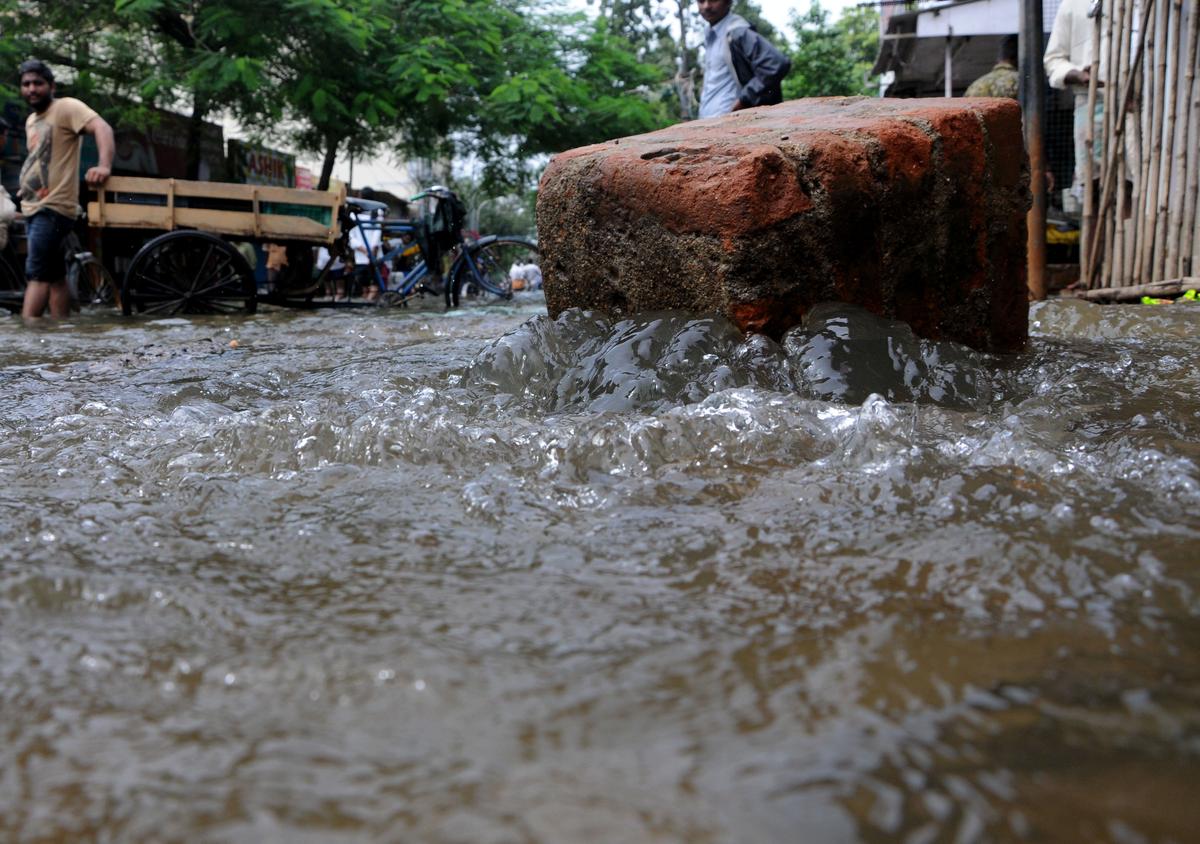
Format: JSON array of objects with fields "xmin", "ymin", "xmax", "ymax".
[{"xmin": 88, "ymin": 176, "xmax": 346, "ymax": 244}]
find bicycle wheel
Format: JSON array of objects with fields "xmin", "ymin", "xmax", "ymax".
[
  {"xmin": 450, "ymin": 236, "xmax": 539, "ymax": 308},
  {"xmin": 0, "ymin": 251, "xmax": 24, "ymax": 313},
  {"xmin": 122, "ymin": 230, "xmax": 256, "ymax": 316},
  {"xmin": 75, "ymin": 259, "xmax": 120, "ymax": 307}
]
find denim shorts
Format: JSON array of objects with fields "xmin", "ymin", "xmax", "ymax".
[{"xmin": 24, "ymin": 209, "xmax": 75, "ymax": 282}]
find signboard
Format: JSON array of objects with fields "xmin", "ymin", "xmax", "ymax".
[
  {"xmin": 295, "ymin": 166, "xmax": 315, "ymax": 190},
  {"xmin": 112, "ymin": 111, "xmax": 226, "ymax": 180},
  {"xmin": 228, "ymin": 139, "xmax": 296, "ymax": 187}
]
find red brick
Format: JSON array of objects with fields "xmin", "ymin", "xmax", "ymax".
[{"xmin": 537, "ymin": 97, "xmax": 1030, "ymax": 353}]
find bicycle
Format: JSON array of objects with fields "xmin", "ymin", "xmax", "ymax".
[
  {"xmin": 0, "ymin": 216, "xmax": 119, "ymax": 312},
  {"xmin": 64, "ymin": 227, "xmax": 119, "ymax": 308},
  {"xmin": 295, "ymin": 186, "xmax": 539, "ymax": 310}
]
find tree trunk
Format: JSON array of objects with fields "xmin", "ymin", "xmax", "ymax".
[
  {"xmin": 675, "ymin": 0, "xmax": 693, "ymax": 121},
  {"xmin": 186, "ymin": 96, "xmax": 208, "ymax": 181},
  {"xmin": 317, "ymin": 136, "xmax": 340, "ymax": 191}
]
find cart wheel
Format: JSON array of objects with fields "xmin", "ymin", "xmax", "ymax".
[{"xmin": 122, "ymin": 230, "xmax": 257, "ymax": 316}]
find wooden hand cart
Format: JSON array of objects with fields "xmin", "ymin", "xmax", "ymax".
[{"xmin": 88, "ymin": 176, "xmax": 346, "ymax": 315}]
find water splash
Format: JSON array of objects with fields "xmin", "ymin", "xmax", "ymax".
[{"xmin": 467, "ymin": 303, "xmax": 993, "ymax": 412}]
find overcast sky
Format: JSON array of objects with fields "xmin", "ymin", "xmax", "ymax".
[
  {"xmin": 754, "ymin": 0, "xmax": 861, "ymax": 32},
  {"xmin": 564, "ymin": 1, "xmax": 865, "ymax": 34}
]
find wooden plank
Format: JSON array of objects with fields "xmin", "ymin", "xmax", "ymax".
[
  {"xmin": 85, "ymin": 202, "xmax": 336, "ymax": 242},
  {"xmin": 98, "ymin": 175, "xmax": 172, "ymax": 195},
  {"xmin": 244, "ymin": 184, "xmax": 341, "ymax": 207},
  {"xmin": 87, "ymin": 175, "xmax": 343, "ymax": 243},
  {"xmin": 87, "ymin": 203, "xmax": 174, "ymax": 229},
  {"xmin": 1064, "ymin": 276, "xmax": 1200, "ymax": 301},
  {"xmin": 172, "ymin": 207, "xmax": 333, "ymax": 241},
  {"xmin": 97, "ymin": 175, "xmax": 340, "ymax": 209}
]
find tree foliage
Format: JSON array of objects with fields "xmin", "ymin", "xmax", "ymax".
[
  {"xmin": 0, "ymin": 0, "xmax": 670, "ymax": 190},
  {"xmin": 0, "ymin": 0, "xmax": 880, "ymax": 199},
  {"xmin": 783, "ymin": 1, "xmax": 880, "ymax": 99}
]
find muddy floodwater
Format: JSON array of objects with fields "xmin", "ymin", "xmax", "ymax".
[{"xmin": 1, "ymin": 295, "xmax": 1197, "ymax": 843}]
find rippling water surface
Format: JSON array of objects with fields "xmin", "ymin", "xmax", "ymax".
[{"xmin": 1, "ymin": 295, "xmax": 1197, "ymax": 842}]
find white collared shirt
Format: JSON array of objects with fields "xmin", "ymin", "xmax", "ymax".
[{"xmin": 699, "ymin": 14, "xmax": 740, "ymax": 118}]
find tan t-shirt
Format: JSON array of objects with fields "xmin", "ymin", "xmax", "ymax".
[{"xmin": 19, "ymin": 97, "xmax": 99, "ymax": 218}]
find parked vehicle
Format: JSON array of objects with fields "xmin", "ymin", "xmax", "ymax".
[{"xmin": 0, "ymin": 177, "xmax": 538, "ymax": 317}]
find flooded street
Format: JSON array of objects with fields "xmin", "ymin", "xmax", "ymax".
[{"xmin": 1, "ymin": 295, "xmax": 1197, "ymax": 842}]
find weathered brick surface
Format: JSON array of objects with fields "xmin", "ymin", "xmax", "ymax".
[{"xmin": 536, "ymin": 97, "xmax": 1030, "ymax": 354}]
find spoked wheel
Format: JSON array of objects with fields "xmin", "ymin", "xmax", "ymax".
[
  {"xmin": 449, "ymin": 236, "xmax": 539, "ymax": 308},
  {"xmin": 122, "ymin": 230, "xmax": 256, "ymax": 316},
  {"xmin": 0, "ymin": 252, "xmax": 24, "ymax": 313},
  {"xmin": 73, "ymin": 259, "xmax": 120, "ymax": 308}
]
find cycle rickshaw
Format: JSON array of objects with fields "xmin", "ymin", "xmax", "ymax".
[{"xmin": 0, "ymin": 176, "xmax": 538, "ymax": 316}]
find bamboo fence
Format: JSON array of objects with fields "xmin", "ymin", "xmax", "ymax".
[{"xmin": 1081, "ymin": 0, "xmax": 1200, "ymax": 293}]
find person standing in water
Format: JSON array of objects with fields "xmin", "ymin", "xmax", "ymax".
[{"xmin": 17, "ymin": 59, "xmax": 114, "ymax": 319}]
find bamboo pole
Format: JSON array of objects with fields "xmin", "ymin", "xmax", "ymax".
[
  {"xmin": 1141, "ymin": 0, "xmax": 1171, "ymax": 281},
  {"xmin": 1067, "ymin": 275, "xmax": 1200, "ymax": 300},
  {"xmin": 1104, "ymin": 156, "xmax": 1116, "ymax": 288},
  {"xmin": 1081, "ymin": 2, "xmax": 1104, "ymax": 278},
  {"xmin": 1125, "ymin": 28, "xmax": 1144, "ymax": 285},
  {"xmin": 1099, "ymin": 0, "xmax": 1120, "ymax": 286},
  {"xmin": 1154, "ymin": 0, "xmax": 1183, "ymax": 280},
  {"xmin": 1134, "ymin": 0, "xmax": 1158, "ymax": 286},
  {"xmin": 1176, "ymin": 0, "xmax": 1199, "ymax": 277},
  {"xmin": 1113, "ymin": 0, "xmax": 1132, "ymax": 286},
  {"xmin": 1164, "ymin": 0, "xmax": 1190, "ymax": 275},
  {"xmin": 1086, "ymin": 0, "xmax": 1155, "ymax": 288}
]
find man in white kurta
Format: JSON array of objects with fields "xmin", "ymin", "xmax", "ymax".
[{"xmin": 1044, "ymin": 0, "xmax": 1140, "ymax": 216}]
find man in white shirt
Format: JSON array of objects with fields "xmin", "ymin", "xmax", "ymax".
[
  {"xmin": 697, "ymin": 0, "xmax": 790, "ymax": 119},
  {"xmin": 347, "ymin": 207, "xmax": 383, "ymax": 300},
  {"xmin": 1044, "ymin": 0, "xmax": 1139, "ymax": 216}
]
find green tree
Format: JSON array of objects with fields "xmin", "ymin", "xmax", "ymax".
[
  {"xmin": 783, "ymin": 1, "xmax": 879, "ymax": 99},
  {"xmin": 451, "ymin": 174, "xmax": 536, "ymax": 237},
  {"xmin": 0, "ymin": 0, "xmax": 674, "ymax": 191},
  {"xmin": 468, "ymin": 9, "xmax": 669, "ymax": 186},
  {"xmin": 836, "ymin": 4, "xmax": 883, "ymax": 84}
]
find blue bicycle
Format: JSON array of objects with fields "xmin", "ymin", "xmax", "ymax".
[{"xmin": 263, "ymin": 186, "xmax": 539, "ymax": 310}]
